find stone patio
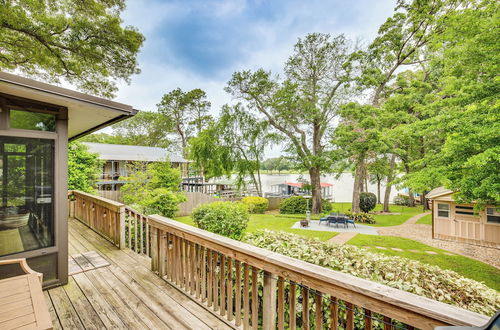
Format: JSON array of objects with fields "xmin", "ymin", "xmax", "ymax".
[{"xmin": 292, "ymin": 220, "xmax": 379, "ymax": 235}]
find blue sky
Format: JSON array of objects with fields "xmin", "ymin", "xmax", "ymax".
[{"xmin": 114, "ymin": 0, "xmax": 397, "ymax": 114}]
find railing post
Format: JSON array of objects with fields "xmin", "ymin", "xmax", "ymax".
[
  {"xmin": 118, "ymin": 206, "xmax": 126, "ymax": 249},
  {"xmin": 151, "ymin": 227, "xmax": 159, "ymax": 273},
  {"xmin": 262, "ymin": 270, "xmax": 277, "ymax": 330}
]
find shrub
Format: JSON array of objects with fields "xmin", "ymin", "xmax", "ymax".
[
  {"xmin": 279, "ymin": 196, "xmax": 332, "ymax": 214},
  {"xmin": 345, "ymin": 210, "xmax": 376, "ymax": 224},
  {"xmin": 240, "ymin": 196, "xmax": 269, "ymax": 214},
  {"xmin": 394, "ymin": 194, "xmax": 411, "ymax": 206},
  {"xmin": 192, "ymin": 202, "xmax": 249, "ymax": 240},
  {"xmin": 142, "ymin": 188, "xmax": 186, "ymax": 218},
  {"xmin": 359, "ymin": 192, "xmax": 377, "ymax": 212},
  {"xmin": 244, "ymin": 231, "xmax": 500, "ymax": 316}
]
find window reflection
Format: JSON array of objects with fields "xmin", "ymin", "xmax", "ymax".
[
  {"xmin": 0, "ymin": 136, "xmax": 54, "ymax": 256},
  {"xmin": 9, "ymin": 110, "xmax": 56, "ymax": 132}
]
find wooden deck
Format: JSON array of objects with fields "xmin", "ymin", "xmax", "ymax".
[{"xmin": 44, "ymin": 217, "xmax": 233, "ymax": 330}]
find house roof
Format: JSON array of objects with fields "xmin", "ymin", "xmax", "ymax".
[
  {"xmin": 426, "ymin": 186, "xmax": 454, "ymax": 199},
  {"xmin": 83, "ymin": 142, "xmax": 188, "ymax": 163},
  {"xmin": 0, "ymin": 72, "xmax": 137, "ymax": 139}
]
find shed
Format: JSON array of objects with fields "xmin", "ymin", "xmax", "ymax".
[{"xmin": 426, "ymin": 187, "xmax": 499, "ymax": 248}]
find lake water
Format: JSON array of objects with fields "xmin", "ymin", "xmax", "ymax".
[{"xmin": 220, "ymin": 173, "xmax": 403, "ymax": 203}]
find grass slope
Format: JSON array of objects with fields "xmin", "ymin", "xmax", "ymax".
[
  {"xmin": 416, "ymin": 213, "xmax": 432, "ymax": 224},
  {"xmin": 174, "ymin": 213, "xmax": 338, "ymax": 241},
  {"xmin": 348, "ymin": 234, "xmax": 500, "ymax": 291}
]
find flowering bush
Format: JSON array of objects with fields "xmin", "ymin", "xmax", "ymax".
[
  {"xmin": 192, "ymin": 202, "xmax": 249, "ymax": 240},
  {"xmin": 244, "ymin": 231, "xmax": 500, "ymax": 315},
  {"xmin": 240, "ymin": 196, "xmax": 269, "ymax": 213},
  {"xmin": 344, "ymin": 210, "xmax": 376, "ymax": 224}
]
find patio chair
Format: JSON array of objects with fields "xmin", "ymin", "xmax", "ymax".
[
  {"xmin": 319, "ymin": 216, "xmax": 329, "ymax": 225},
  {"xmin": 346, "ymin": 218, "xmax": 356, "ymax": 228}
]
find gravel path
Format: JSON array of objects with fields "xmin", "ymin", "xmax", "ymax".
[{"xmin": 377, "ymin": 213, "xmax": 500, "ymax": 269}]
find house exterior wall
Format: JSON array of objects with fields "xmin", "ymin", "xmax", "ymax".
[{"xmin": 431, "ymin": 198, "xmax": 500, "ymax": 248}]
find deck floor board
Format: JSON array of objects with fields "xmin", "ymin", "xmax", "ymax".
[{"xmin": 45, "ymin": 218, "xmax": 233, "ymax": 330}]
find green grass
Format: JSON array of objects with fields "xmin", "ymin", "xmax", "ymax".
[
  {"xmin": 330, "ymin": 202, "xmax": 426, "ymax": 227},
  {"xmin": 416, "ymin": 213, "xmax": 432, "ymax": 224},
  {"xmin": 348, "ymin": 234, "xmax": 500, "ymax": 291},
  {"xmin": 174, "ymin": 213, "xmax": 337, "ymax": 241}
]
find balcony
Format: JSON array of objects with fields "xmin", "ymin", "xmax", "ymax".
[{"xmin": 51, "ymin": 191, "xmax": 490, "ymax": 330}]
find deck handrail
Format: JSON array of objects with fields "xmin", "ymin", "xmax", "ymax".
[
  {"xmin": 67, "ymin": 190, "xmax": 490, "ymax": 329},
  {"xmin": 68, "ymin": 190, "xmax": 149, "ymax": 254},
  {"xmin": 148, "ymin": 214, "xmax": 490, "ymax": 330}
]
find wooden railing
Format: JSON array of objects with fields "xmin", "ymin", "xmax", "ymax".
[
  {"xmin": 69, "ymin": 191, "xmax": 150, "ymax": 256},
  {"xmin": 148, "ymin": 214, "xmax": 489, "ymax": 330},
  {"xmin": 68, "ymin": 191, "xmax": 490, "ymax": 329}
]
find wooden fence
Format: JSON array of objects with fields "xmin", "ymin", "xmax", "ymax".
[
  {"xmin": 176, "ymin": 191, "xmax": 239, "ymax": 216},
  {"xmin": 69, "ymin": 190, "xmax": 490, "ymax": 329}
]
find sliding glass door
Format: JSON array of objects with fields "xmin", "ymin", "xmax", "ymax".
[{"xmin": 0, "ymin": 136, "xmax": 55, "ymax": 256}]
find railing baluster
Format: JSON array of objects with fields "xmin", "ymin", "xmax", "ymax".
[
  {"xmin": 346, "ymin": 302, "xmax": 354, "ymax": 330},
  {"xmin": 213, "ymin": 252, "xmax": 219, "ymax": 311},
  {"xmin": 219, "ymin": 254, "xmax": 226, "ymax": 317},
  {"xmin": 262, "ymin": 271, "xmax": 277, "ymax": 330},
  {"xmin": 289, "ymin": 282, "xmax": 296, "ymax": 330},
  {"xmin": 201, "ymin": 247, "xmax": 207, "ymax": 303},
  {"xmin": 251, "ymin": 267, "xmax": 258, "ymax": 329},
  {"xmin": 315, "ymin": 291, "xmax": 322, "ymax": 330},
  {"xmin": 145, "ymin": 218, "xmax": 149, "ymax": 257},
  {"xmin": 190, "ymin": 242, "xmax": 196, "ymax": 295},
  {"xmin": 243, "ymin": 263, "xmax": 250, "ymax": 330},
  {"xmin": 227, "ymin": 257, "xmax": 233, "ymax": 322},
  {"xmin": 134, "ymin": 213, "xmax": 138, "ymax": 253},
  {"xmin": 330, "ymin": 297, "xmax": 338, "ymax": 329},
  {"xmin": 365, "ymin": 309, "xmax": 373, "ymax": 329},
  {"xmin": 235, "ymin": 260, "xmax": 242, "ymax": 327},
  {"xmin": 302, "ymin": 286, "xmax": 309, "ymax": 330},
  {"xmin": 139, "ymin": 215, "xmax": 143, "ymax": 254},
  {"xmin": 207, "ymin": 249, "xmax": 213, "ymax": 307},
  {"xmin": 159, "ymin": 230, "xmax": 166, "ymax": 277},
  {"xmin": 384, "ymin": 316, "xmax": 392, "ymax": 330},
  {"xmin": 277, "ymin": 277, "xmax": 285, "ymax": 330},
  {"xmin": 127, "ymin": 210, "xmax": 131, "ymax": 249}
]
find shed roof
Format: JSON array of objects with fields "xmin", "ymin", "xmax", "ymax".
[
  {"xmin": 83, "ymin": 142, "xmax": 188, "ymax": 163},
  {"xmin": 426, "ymin": 186, "xmax": 454, "ymax": 199},
  {"xmin": 0, "ymin": 72, "xmax": 137, "ymax": 139}
]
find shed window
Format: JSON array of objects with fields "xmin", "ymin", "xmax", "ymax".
[
  {"xmin": 437, "ymin": 203, "xmax": 450, "ymax": 218},
  {"xmin": 486, "ymin": 208, "xmax": 500, "ymax": 224},
  {"xmin": 455, "ymin": 205, "xmax": 475, "ymax": 216}
]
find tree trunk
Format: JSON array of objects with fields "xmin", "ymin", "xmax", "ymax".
[
  {"xmin": 383, "ymin": 154, "xmax": 396, "ymax": 212},
  {"xmin": 408, "ymin": 189, "xmax": 416, "ymax": 207},
  {"xmin": 364, "ymin": 175, "xmax": 369, "ymax": 193},
  {"xmin": 256, "ymin": 168, "xmax": 263, "ymax": 197},
  {"xmin": 309, "ymin": 167, "xmax": 322, "ymax": 214},
  {"xmin": 421, "ymin": 192, "xmax": 430, "ymax": 210},
  {"xmin": 352, "ymin": 158, "xmax": 365, "ymax": 213},
  {"xmin": 377, "ymin": 178, "xmax": 381, "ymax": 204}
]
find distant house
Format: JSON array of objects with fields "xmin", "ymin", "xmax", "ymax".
[
  {"xmin": 268, "ymin": 182, "xmax": 334, "ymax": 199},
  {"xmin": 83, "ymin": 142, "xmax": 188, "ymax": 191},
  {"xmin": 426, "ymin": 187, "xmax": 499, "ymax": 248}
]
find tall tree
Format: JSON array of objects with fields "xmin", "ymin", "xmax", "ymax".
[
  {"xmin": 79, "ymin": 111, "xmax": 173, "ymax": 148},
  {"xmin": 403, "ymin": 0, "xmax": 500, "ymax": 206},
  {"xmin": 157, "ymin": 88, "xmax": 212, "ymax": 158},
  {"xmin": 357, "ymin": 0, "xmax": 463, "ymax": 211},
  {"xmin": 189, "ymin": 104, "xmax": 276, "ymax": 196},
  {"xmin": 0, "ymin": 0, "xmax": 144, "ymax": 97},
  {"xmin": 226, "ymin": 33, "xmax": 355, "ymax": 213}
]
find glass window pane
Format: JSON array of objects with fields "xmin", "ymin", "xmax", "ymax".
[
  {"xmin": 10, "ymin": 110, "xmax": 56, "ymax": 132},
  {"xmin": 0, "ymin": 136, "xmax": 54, "ymax": 256},
  {"xmin": 438, "ymin": 203, "xmax": 449, "ymax": 210},
  {"xmin": 487, "ymin": 207, "xmax": 500, "ymax": 224}
]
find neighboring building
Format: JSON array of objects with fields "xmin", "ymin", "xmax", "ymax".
[
  {"xmin": 426, "ymin": 187, "xmax": 500, "ymax": 248},
  {"xmin": 83, "ymin": 142, "xmax": 188, "ymax": 191},
  {"xmin": 0, "ymin": 72, "xmax": 136, "ymax": 287},
  {"xmin": 267, "ymin": 182, "xmax": 334, "ymax": 200}
]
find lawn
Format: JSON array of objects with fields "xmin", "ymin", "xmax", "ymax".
[
  {"xmin": 174, "ymin": 213, "xmax": 338, "ymax": 241},
  {"xmin": 331, "ymin": 202, "xmax": 426, "ymax": 227},
  {"xmin": 416, "ymin": 213, "xmax": 432, "ymax": 224},
  {"xmin": 348, "ymin": 234, "xmax": 500, "ymax": 291}
]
